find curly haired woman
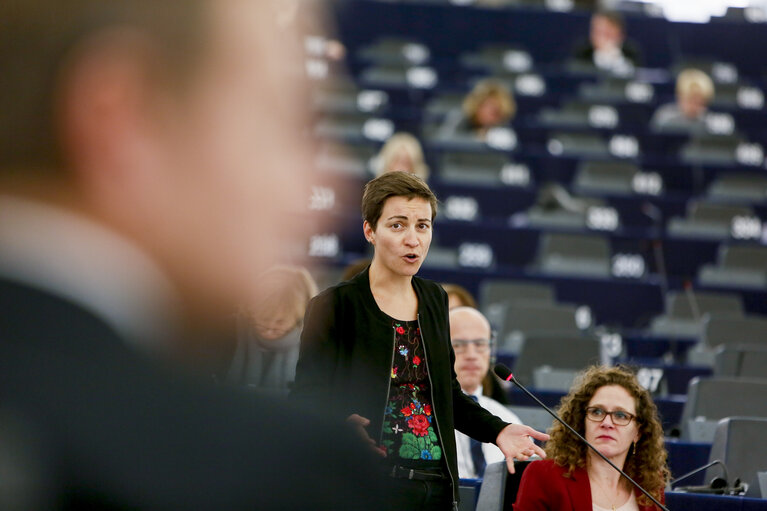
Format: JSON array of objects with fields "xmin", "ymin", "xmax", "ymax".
[{"xmin": 514, "ymin": 366, "xmax": 669, "ymax": 511}]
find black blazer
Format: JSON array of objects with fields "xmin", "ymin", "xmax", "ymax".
[
  {"xmin": 292, "ymin": 268, "xmax": 509, "ymax": 504},
  {"xmin": 0, "ymin": 277, "xmax": 382, "ymax": 510}
]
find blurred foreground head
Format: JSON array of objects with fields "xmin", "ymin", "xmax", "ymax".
[{"xmin": 0, "ymin": 0, "xmax": 314, "ymax": 324}]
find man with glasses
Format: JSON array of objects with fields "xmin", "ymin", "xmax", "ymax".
[{"xmin": 450, "ymin": 307, "xmax": 523, "ymax": 478}]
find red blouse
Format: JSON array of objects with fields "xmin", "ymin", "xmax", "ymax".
[{"xmin": 514, "ymin": 459, "xmax": 665, "ymax": 511}]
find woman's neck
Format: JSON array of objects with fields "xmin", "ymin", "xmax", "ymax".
[
  {"xmin": 368, "ymin": 259, "xmax": 418, "ymax": 321},
  {"xmin": 587, "ymin": 452, "xmax": 626, "ymax": 489},
  {"xmin": 368, "ymin": 259, "xmax": 413, "ymax": 296}
]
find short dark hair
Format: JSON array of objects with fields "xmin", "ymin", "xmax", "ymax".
[
  {"xmin": 0, "ymin": 0, "xmax": 206, "ymax": 173},
  {"xmin": 361, "ymin": 171, "xmax": 438, "ymax": 230}
]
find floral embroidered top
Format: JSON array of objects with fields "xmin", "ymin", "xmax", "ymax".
[{"xmin": 380, "ymin": 319, "xmax": 443, "ymax": 467}]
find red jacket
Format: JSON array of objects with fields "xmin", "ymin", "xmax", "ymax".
[{"xmin": 514, "ymin": 459, "xmax": 665, "ymax": 511}]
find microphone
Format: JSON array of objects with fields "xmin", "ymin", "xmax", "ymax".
[
  {"xmin": 494, "ymin": 364, "xmax": 669, "ymax": 511},
  {"xmin": 668, "ymin": 460, "xmax": 730, "ymax": 493},
  {"xmin": 670, "ymin": 459, "xmax": 728, "ymax": 489}
]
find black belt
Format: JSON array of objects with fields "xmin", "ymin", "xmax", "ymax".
[{"xmin": 388, "ymin": 465, "xmax": 447, "ymax": 482}]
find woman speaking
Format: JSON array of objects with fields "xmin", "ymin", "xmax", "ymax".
[{"xmin": 292, "ymin": 172, "xmax": 548, "ymax": 510}]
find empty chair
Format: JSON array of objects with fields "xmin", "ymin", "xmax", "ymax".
[
  {"xmin": 714, "ymin": 345, "xmax": 767, "ymax": 378},
  {"xmin": 475, "ymin": 461, "xmax": 507, "ymax": 511},
  {"xmin": 420, "ymin": 245, "xmax": 459, "ymax": 269},
  {"xmin": 459, "ymin": 44, "xmax": 534, "ymax": 74},
  {"xmin": 315, "ymin": 142, "xmax": 377, "ymax": 178},
  {"xmin": 480, "ymin": 280, "xmax": 555, "ymax": 307},
  {"xmin": 687, "ymin": 313, "xmax": 767, "ymax": 366},
  {"xmin": 707, "ymin": 172, "xmax": 767, "ymax": 203},
  {"xmin": 703, "ymin": 315, "xmax": 767, "ymax": 350},
  {"xmin": 699, "ymin": 244, "xmax": 767, "ymax": 290},
  {"xmin": 512, "ymin": 335, "xmax": 601, "ymax": 388},
  {"xmin": 356, "ymin": 37, "xmax": 431, "ymax": 66},
  {"xmin": 649, "ymin": 290, "xmax": 743, "ymax": 338},
  {"xmin": 312, "ymin": 79, "xmax": 389, "ymax": 116},
  {"xmin": 573, "ymin": 160, "xmax": 642, "ymax": 196},
  {"xmin": 667, "ymin": 200, "xmax": 754, "ymax": 240},
  {"xmin": 359, "ymin": 63, "xmax": 438, "ymax": 90},
  {"xmin": 475, "ymin": 461, "xmax": 532, "ymax": 511},
  {"xmin": 679, "ymin": 377, "xmax": 767, "ymax": 441},
  {"xmin": 539, "ymin": 101, "xmax": 621, "ymax": 130},
  {"xmin": 440, "ymin": 151, "xmax": 511, "ymax": 186},
  {"xmin": 479, "ymin": 280, "xmax": 555, "ymax": 327},
  {"xmin": 314, "ymin": 113, "xmax": 394, "ymax": 143},
  {"xmin": 498, "ymin": 303, "xmax": 584, "ymax": 350},
  {"xmin": 424, "ymin": 93, "xmax": 463, "ymax": 121},
  {"xmin": 705, "ymin": 417, "xmax": 767, "ymax": 497},
  {"xmin": 578, "ymin": 77, "xmax": 655, "ymax": 105},
  {"xmin": 508, "ymin": 406, "xmax": 555, "ymax": 435},
  {"xmin": 535, "ymin": 233, "xmax": 611, "ymax": 278},
  {"xmin": 546, "ymin": 132, "xmax": 610, "ymax": 158},
  {"xmin": 679, "ymin": 134, "xmax": 745, "ymax": 166}
]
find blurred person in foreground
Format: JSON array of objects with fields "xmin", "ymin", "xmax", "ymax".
[
  {"xmin": 373, "ymin": 132, "xmax": 430, "ymax": 180},
  {"xmin": 450, "ymin": 307, "xmax": 521, "ymax": 479},
  {"xmin": 226, "ymin": 266, "xmax": 318, "ymax": 395},
  {"xmin": 292, "ymin": 171, "xmax": 549, "ymax": 510},
  {"xmin": 514, "ymin": 366, "xmax": 669, "ymax": 511},
  {"xmin": 651, "ymin": 69, "xmax": 715, "ymax": 132},
  {"xmin": 574, "ymin": 11, "xmax": 640, "ymax": 75},
  {"xmin": 0, "ymin": 0, "xmax": 380, "ymax": 509}
]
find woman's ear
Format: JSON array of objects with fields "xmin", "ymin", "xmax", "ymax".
[{"xmin": 362, "ymin": 221, "xmax": 375, "ymax": 244}]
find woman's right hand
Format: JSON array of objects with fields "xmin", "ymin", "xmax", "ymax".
[{"xmin": 346, "ymin": 414, "xmax": 387, "ymax": 457}]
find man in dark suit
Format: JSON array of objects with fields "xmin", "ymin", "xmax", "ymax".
[{"xmin": 0, "ymin": 1, "xmax": 379, "ymax": 509}]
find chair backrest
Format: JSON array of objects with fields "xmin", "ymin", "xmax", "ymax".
[
  {"xmin": 721, "ymin": 245, "xmax": 767, "ymax": 272},
  {"xmin": 498, "ymin": 304, "xmax": 583, "ymax": 353},
  {"xmin": 703, "ymin": 315, "xmax": 767, "ymax": 349},
  {"xmin": 714, "ymin": 345, "xmax": 767, "ymax": 378},
  {"xmin": 680, "ymin": 377, "xmax": 767, "ymax": 440},
  {"xmin": 537, "ymin": 233, "xmax": 611, "ymax": 277},
  {"xmin": 480, "ymin": 280, "xmax": 556, "ymax": 329},
  {"xmin": 474, "ymin": 461, "xmax": 507, "ymax": 511},
  {"xmin": 688, "ymin": 201, "xmax": 753, "ymax": 224},
  {"xmin": 705, "ymin": 417, "xmax": 767, "ymax": 498},
  {"xmin": 665, "ymin": 290, "xmax": 743, "ymax": 319},
  {"xmin": 573, "ymin": 160, "xmax": 638, "ymax": 194},
  {"xmin": 708, "ymin": 172, "xmax": 767, "ymax": 202},
  {"xmin": 475, "ymin": 460, "xmax": 532, "ymax": 511},
  {"xmin": 508, "ymin": 405, "xmax": 555, "ymax": 434},
  {"xmin": 479, "ymin": 279, "xmax": 555, "ymax": 309},
  {"xmin": 512, "ymin": 335, "xmax": 601, "ymax": 387}
]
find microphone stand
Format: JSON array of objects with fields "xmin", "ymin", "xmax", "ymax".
[
  {"xmin": 499, "ymin": 368, "xmax": 670, "ymax": 511},
  {"xmin": 670, "ymin": 459, "xmax": 728, "ymax": 489}
]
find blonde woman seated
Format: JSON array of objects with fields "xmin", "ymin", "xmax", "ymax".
[
  {"xmin": 651, "ymin": 69, "xmax": 715, "ymax": 132},
  {"xmin": 438, "ymin": 79, "xmax": 516, "ymax": 142},
  {"xmin": 226, "ymin": 265, "xmax": 318, "ymax": 394},
  {"xmin": 373, "ymin": 132, "xmax": 429, "ymax": 180},
  {"xmin": 514, "ymin": 366, "xmax": 669, "ymax": 511}
]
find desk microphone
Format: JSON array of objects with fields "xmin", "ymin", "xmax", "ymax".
[
  {"xmin": 670, "ymin": 459, "xmax": 728, "ymax": 491},
  {"xmin": 494, "ymin": 364, "xmax": 669, "ymax": 511}
]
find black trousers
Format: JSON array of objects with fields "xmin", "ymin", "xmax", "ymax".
[{"xmin": 385, "ymin": 475, "xmax": 454, "ymax": 511}]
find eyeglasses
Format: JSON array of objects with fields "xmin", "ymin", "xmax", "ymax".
[
  {"xmin": 585, "ymin": 407, "xmax": 636, "ymax": 426},
  {"xmin": 451, "ymin": 339, "xmax": 492, "ymax": 354}
]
